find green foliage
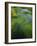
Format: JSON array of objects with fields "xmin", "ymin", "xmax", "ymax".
[{"xmin": 11, "ymin": 7, "xmax": 32, "ymax": 39}]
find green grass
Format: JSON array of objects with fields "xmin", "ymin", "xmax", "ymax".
[{"xmin": 11, "ymin": 7, "xmax": 32, "ymax": 39}]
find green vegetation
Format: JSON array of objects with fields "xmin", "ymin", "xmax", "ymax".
[{"xmin": 11, "ymin": 7, "xmax": 32, "ymax": 39}]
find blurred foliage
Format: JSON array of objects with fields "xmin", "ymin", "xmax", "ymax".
[{"xmin": 11, "ymin": 7, "xmax": 32, "ymax": 39}]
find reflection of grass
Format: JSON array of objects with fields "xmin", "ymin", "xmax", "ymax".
[{"xmin": 11, "ymin": 7, "xmax": 32, "ymax": 39}]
